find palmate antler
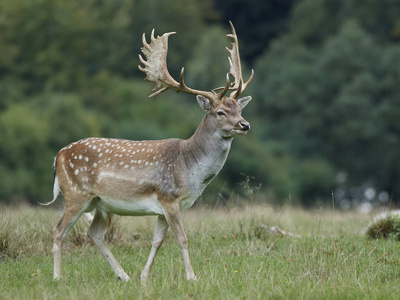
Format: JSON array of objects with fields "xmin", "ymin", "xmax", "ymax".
[
  {"xmin": 138, "ymin": 22, "xmax": 253, "ymax": 104},
  {"xmin": 226, "ymin": 21, "xmax": 254, "ymax": 99}
]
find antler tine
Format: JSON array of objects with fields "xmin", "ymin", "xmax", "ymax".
[
  {"xmin": 214, "ymin": 73, "xmax": 231, "ymax": 99},
  {"xmin": 179, "ymin": 67, "xmax": 187, "ymax": 90},
  {"xmin": 231, "ymin": 69, "xmax": 254, "ymax": 99},
  {"xmin": 226, "ymin": 21, "xmax": 254, "ymax": 99}
]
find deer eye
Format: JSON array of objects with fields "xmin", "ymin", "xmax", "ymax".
[{"xmin": 217, "ymin": 110, "xmax": 226, "ymax": 117}]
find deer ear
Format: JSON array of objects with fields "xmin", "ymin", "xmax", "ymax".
[
  {"xmin": 237, "ymin": 96, "xmax": 252, "ymax": 109},
  {"xmin": 196, "ymin": 95, "xmax": 212, "ymax": 112}
]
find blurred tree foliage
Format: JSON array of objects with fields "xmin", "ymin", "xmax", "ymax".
[
  {"xmin": 252, "ymin": 1, "xmax": 400, "ymax": 204},
  {"xmin": 0, "ymin": 0, "xmax": 400, "ymax": 207}
]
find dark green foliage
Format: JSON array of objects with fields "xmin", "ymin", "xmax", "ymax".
[{"xmin": 253, "ymin": 16, "xmax": 400, "ymax": 199}]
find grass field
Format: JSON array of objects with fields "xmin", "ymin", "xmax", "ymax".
[{"xmin": 1, "ymin": 204, "xmax": 400, "ymax": 299}]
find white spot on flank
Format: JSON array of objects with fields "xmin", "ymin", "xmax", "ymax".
[
  {"xmin": 93, "ymin": 163, "xmax": 98, "ymax": 168},
  {"xmin": 84, "ymin": 157, "xmax": 89, "ymax": 162},
  {"xmin": 69, "ymin": 162, "xmax": 74, "ymax": 168},
  {"xmin": 74, "ymin": 169, "xmax": 79, "ymax": 175},
  {"xmin": 79, "ymin": 155, "xmax": 82, "ymax": 160}
]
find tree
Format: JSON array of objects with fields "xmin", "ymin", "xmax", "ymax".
[
  {"xmin": 289, "ymin": 0, "xmax": 400, "ymax": 46},
  {"xmin": 252, "ymin": 19, "xmax": 400, "ymax": 203},
  {"xmin": 0, "ymin": 104, "xmax": 51, "ymax": 203}
]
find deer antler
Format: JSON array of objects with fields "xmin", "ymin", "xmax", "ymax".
[
  {"xmin": 138, "ymin": 22, "xmax": 253, "ymax": 102},
  {"xmin": 138, "ymin": 30, "xmax": 177, "ymax": 98},
  {"xmin": 139, "ymin": 29, "xmax": 217, "ymax": 101},
  {"xmin": 226, "ymin": 21, "xmax": 254, "ymax": 99}
]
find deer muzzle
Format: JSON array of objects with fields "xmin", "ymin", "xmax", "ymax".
[{"xmin": 238, "ymin": 119, "xmax": 250, "ymax": 132}]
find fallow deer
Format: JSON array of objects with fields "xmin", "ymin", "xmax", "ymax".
[{"xmin": 44, "ymin": 21, "xmax": 254, "ymax": 282}]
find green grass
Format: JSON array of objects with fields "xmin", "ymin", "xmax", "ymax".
[{"xmin": 1, "ymin": 205, "xmax": 400, "ymax": 299}]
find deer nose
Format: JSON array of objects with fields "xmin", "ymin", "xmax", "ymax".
[{"xmin": 239, "ymin": 120, "xmax": 250, "ymax": 131}]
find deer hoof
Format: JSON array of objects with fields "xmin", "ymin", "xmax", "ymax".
[{"xmin": 117, "ymin": 273, "xmax": 130, "ymax": 282}]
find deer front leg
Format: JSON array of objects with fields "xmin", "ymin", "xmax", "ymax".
[
  {"xmin": 140, "ymin": 215, "xmax": 169, "ymax": 282},
  {"xmin": 164, "ymin": 206, "xmax": 197, "ymax": 281}
]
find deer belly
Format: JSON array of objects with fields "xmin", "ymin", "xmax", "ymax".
[{"xmin": 98, "ymin": 194, "xmax": 164, "ymax": 216}]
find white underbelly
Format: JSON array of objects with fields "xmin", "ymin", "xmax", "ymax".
[{"xmin": 98, "ymin": 194, "xmax": 164, "ymax": 216}]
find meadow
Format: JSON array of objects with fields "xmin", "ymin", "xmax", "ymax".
[{"xmin": 1, "ymin": 204, "xmax": 400, "ymax": 299}]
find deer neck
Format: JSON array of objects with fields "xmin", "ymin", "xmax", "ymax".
[{"xmin": 181, "ymin": 114, "xmax": 232, "ymax": 185}]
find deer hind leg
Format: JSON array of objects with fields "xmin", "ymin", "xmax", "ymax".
[
  {"xmin": 53, "ymin": 194, "xmax": 92, "ymax": 280},
  {"xmin": 87, "ymin": 209, "xmax": 130, "ymax": 281},
  {"xmin": 164, "ymin": 206, "xmax": 197, "ymax": 281},
  {"xmin": 140, "ymin": 215, "xmax": 169, "ymax": 282}
]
